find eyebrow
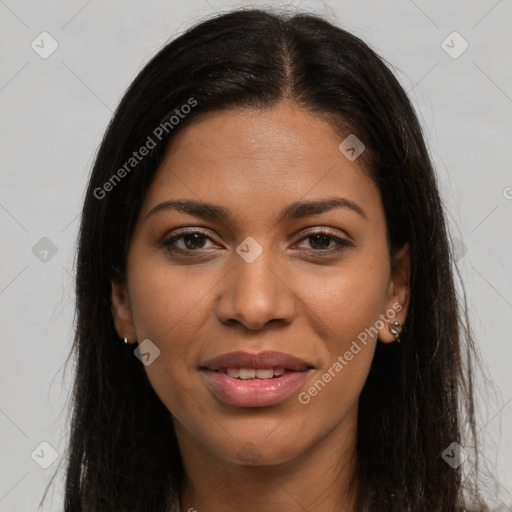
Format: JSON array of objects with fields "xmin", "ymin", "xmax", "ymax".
[{"xmin": 146, "ymin": 197, "xmax": 367, "ymax": 222}]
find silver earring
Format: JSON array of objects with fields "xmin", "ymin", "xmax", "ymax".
[
  {"xmin": 123, "ymin": 337, "xmax": 129, "ymax": 344},
  {"xmin": 389, "ymin": 321, "xmax": 402, "ymax": 342}
]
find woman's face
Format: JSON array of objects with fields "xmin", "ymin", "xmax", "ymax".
[{"xmin": 112, "ymin": 101, "xmax": 409, "ymax": 468}]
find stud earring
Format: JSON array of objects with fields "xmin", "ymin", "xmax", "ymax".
[
  {"xmin": 389, "ymin": 321, "xmax": 402, "ymax": 342},
  {"xmin": 123, "ymin": 337, "xmax": 129, "ymax": 344}
]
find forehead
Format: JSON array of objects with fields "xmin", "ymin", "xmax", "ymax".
[{"xmin": 140, "ymin": 102, "xmax": 382, "ymax": 227}]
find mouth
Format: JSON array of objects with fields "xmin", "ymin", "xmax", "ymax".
[
  {"xmin": 211, "ymin": 367, "xmax": 289, "ymax": 379},
  {"xmin": 200, "ymin": 350, "xmax": 313, "ymax": 372},
  {"xmin": 199, "ymin": 351, "xmax": 314, "ymax": 407}
]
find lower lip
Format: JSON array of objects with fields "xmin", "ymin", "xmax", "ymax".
[{"xmin": 201, "ymin": 369, "xmax": 310, "ymax": 407}]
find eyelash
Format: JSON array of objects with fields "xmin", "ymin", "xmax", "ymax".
[{"xmin": 160, "ymin": 228, "xmax": 354, "ymax": 256}]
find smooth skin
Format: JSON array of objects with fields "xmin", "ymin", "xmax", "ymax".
[{"xmin": 111, "ymin": 101, "xmax": 410, "ymax": 512}]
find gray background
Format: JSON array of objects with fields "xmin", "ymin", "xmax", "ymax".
[{"xmin": 1, "ymin": 0, "xmax": 511, "ymax": 510}]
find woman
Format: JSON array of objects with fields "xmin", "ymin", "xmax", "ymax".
[{"xmin": 56, "ymin": 7, "xmax": 491, "ymax": 511}]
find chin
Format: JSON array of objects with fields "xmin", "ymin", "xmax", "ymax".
[{"xmin": 205, "ymin": 428, "xmax": 311, "ymax": 467}]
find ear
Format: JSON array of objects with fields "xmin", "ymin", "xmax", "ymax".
[
  {"xmin": 378, "ymin": 243, "xmax": 410, "ymax": 343},
  {"xmin": 111, "ymin": 269, "xmax": 137, "ymax": 344}
]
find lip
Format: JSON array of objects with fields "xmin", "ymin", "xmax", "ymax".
[
  {"xmin": 200, "ymin": 350, "xmax": 313, "ymax": 408},
  {"xmin": 200, "ymin": 350, "xmax": 312, "ymax": 371}
]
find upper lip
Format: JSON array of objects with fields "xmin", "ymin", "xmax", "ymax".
[{"xmin": 200, "ymin": 350, "xmax": 313, "ymax": 371}]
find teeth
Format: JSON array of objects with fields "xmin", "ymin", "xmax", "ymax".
[
  {"xmin": 226, "ymin": 368, "xmax": 239, "ymax": 378},
  {"xmin": 255, "ymin": 369, "xmax": 273, "ymax": 379},
  {"xmin": 222, "ymin": 368, "xmax": 287, "ymax": 379},
  {"xmin": 239, "ymin": 368, "xmax": 256, "ymax": 379}
]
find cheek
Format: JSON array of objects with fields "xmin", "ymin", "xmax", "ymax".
[
  {"xmin": 296, "ymin": 256, "xmax": 389, "ymax": 399},
  {"xmin": 306, "ymin": 257, "xmax": 390, "ymax": 347},
  {"xmin": 127, "ymin": 259, "xmax": 218, "ymax": 346},
  {"xmin": 125, "ymin": 260, "xmax": 212, "ymax": 422},
  {"xmin": 124, "ymin": 253, "xmax": 219, "ymax": 402}
]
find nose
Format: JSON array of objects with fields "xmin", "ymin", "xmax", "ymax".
[{"xmin": 215, "ymin": 250, "xmax": 297, "ymax": 330}]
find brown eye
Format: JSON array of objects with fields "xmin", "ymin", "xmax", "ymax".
[
  {"xmin": 294, "ymin": 230, "xmax": 354, "ymax": 252},
  {"xmin": 161, "ymin": 230, "xmax": 217, "ymax": 254}
]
